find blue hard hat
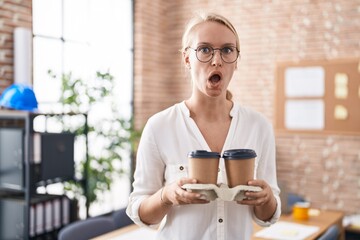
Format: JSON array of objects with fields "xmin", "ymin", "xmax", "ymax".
[{"xmin": 0, "ymin": 83, "xmax": 38, "ymax": 111}]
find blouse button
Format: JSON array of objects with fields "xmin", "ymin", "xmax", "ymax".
[
  {"xmin": 218, "ymin": 168, "xmax": 220, "ymax": 172},
  {"xmin": 218, "ymin": 218, "xmax": 223, "ymax": 223},
  {"xmin": 179, "ymin": 166, "xmax": 184, "ymax": 171}
]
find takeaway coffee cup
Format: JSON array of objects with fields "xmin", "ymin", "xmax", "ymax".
[
  {"xmin": 223, "ymin": 149, "xmax": 256, "ymax": 187},
  {"xmin": 188, "ymin": 150, "xmax": 221, "ymax": 184}
]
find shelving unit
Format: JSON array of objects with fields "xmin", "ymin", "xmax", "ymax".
[{"xmin": 0, "ymin": 110, "xmax": 88, "ymax": 240}]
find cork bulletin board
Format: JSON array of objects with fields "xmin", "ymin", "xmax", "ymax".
[{"xmin": 275, "ymin": 59, "xmax": 360, "ymax": 135}]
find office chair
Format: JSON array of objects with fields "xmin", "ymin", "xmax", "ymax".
[
  {"xmin": 317, "ymin": 224, "xmax": 340, "ymax": 240},
  {"xmin": 112, "ymin": 207, "xmax": 134, "ymax": 229},
  {"xmin": 287, "ymin": 193, "xmax": 306, "ymax": 207},
  {"xmin": 279, "ymin": 181, "xmax": 306, "ymax": 214},
  {"xmin": 58, "ymin": 216, "xmax": 116, "ymax": 240}
]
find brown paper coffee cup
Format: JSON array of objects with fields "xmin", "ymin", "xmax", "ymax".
[
  {"xmin": 223, "ymin": 149, "xmax": 256, "ymax": 187},
  {"xmin": 188, "ymin": 150, "xmax": 220, "ymax": 184}
]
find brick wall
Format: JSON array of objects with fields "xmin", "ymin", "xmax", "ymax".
[
  {"xmin": 0, "ymin": 0, "xmax": 32, "ymax": 92},
  {"xmin": 277, "ymin": 133, "xmax": 360, "ymax": 214},
  {"xmin": 134, "ymin": 0, "xmax": 360, "ymax": 214}
]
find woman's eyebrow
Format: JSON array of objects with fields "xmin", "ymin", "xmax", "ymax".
[
  {"xmin": 196, "ymin": 42, "xmax": 211, "ymax": 46},
  {"xmin": 196, "ymin": 42, "xmax": 236, "ymax": 47}
]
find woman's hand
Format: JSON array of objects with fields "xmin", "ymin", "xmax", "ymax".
[
  {"xmin": 238, "ymin": 179, "xmax": 274, "ymax": 206},
  {"xmin": 162, "ymin": 178, "xmax": 210, "ymax": 206},
  {"xmin": 238, "ymin": 179, "xmax": 277, "ymax": 221}
]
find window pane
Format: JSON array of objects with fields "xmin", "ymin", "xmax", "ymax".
[
  {"xmin": 111, "ymin": 49, "xmax": 133, "ymax": 117},
  {"xmin": 90, "ymin": 0, "xmax": 133, "ymax": 117},
  {"xmin": 33, "ymin": 37, "xmax": 62, "ymax": 103},
  {"xmin": 33, "ymin": 0, "xmax": 62, "ymax": 37},
  {"xmin": 63, "ymin": 0, "xmax": 90, "ymax": 42},
  {"xmin": 90, "ymin": 0, "xmax": 132, "ymax": 47},
  {"xmin": 63, "ymin": 41, "xmax": 91, "ymax": 78}
]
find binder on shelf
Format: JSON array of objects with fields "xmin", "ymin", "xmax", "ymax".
[
  {"xmin": 53, "ymin": 198, "xmax": 61, "ymax": 229},
  {"xmin": 29, "ymin": 205, "xmax": 35, "ymax": 237},
  {"xmin": 32, "ymin": 133, "xmax": 41, "ymax": 164},
  {"xmin": 35, "ymin": 202, "xmax": 44, "ymax": 235},
  {"xmin": 62, "ymin": 196, "xmax": 70, "ymax": 225},
  {"xmin": 45, "ymin": 200, "xmax": 53, "ymax": 232}
]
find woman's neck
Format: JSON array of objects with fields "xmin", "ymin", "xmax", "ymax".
[{"xmin": 185, "ymin": 95, "xmax": 233, "ymax": 121}]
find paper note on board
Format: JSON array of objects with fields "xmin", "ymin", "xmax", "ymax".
[
  {"xmin": 285, "ymin": 67, "xmax": 325, "ymax": 97},
  {"xmin": 254, "ymin": 221, "xmax": 320, "ymax": 240},
  {"xmin": 334, "ymin": 105, "xmax": 348, "ymax": 120},
  {"xmin": 109, "ymin": 227, "xmax": 157, "ymax": 240},
  {"xmin": 335, "ymin": 73, "xmax": 348, "ymax": 99},
  {"xmin": 285, "ymin": 100, "xmax": 324, "ymax": 130}
]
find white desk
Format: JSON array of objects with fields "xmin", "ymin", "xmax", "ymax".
[
  {"xmin": 92, "ymin": 209, "xmax": 344, "ymax": 240},
  {"xmin": 253, "ymin": 210, "xmax": 344, "ymax": 240},
  {"xmin": 91, "ymin": 224, "xmax": 157, "ymax": 240}
]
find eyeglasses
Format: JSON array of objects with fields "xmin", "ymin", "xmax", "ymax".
[{"xmin": 187, "ymin": 45, "xmax": 240, "ymax": 63}]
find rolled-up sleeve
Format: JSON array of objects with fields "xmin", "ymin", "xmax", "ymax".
[
  {"xmin": 252, "ymin": 194, "xmax": 281, "ymax": 227},
  {"xmin": 252, "ymin": 119, "xmax": 281, "ymax": 226},
  {"xmin": 126, "ymin": 119, "xmax": 165, "ymax": 229}
]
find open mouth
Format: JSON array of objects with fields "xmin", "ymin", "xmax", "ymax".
[{"xmin": 209, "ymin": 73, "xmax": 221, "ymax": 83}]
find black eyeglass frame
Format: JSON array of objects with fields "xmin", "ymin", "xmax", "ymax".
[{"xmin": 187, "ymin": 46, "xmax": 240, "ymax": 63}]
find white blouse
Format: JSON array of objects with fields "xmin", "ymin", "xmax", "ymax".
[{"xmin": 127, "ymin": 101, "xmax": 281, "ymax": 240}]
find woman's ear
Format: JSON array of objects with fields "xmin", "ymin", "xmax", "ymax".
[{"xmin": 183, "ymin": 51, "xmax": 191, "ymax": 69}]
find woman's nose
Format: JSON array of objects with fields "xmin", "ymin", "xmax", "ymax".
[{"xmin": 211, "ymin": 50, "xmax": 223, "ymax": 66}]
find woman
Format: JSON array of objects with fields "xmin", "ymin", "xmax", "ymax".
[{"xmin": 126, "ymin": 12, "xmax": 280, "ymax": 240}]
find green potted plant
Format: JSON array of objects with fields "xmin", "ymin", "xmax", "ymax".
[{"xmin": 48, "ymin": 70, "xmax": 141, "ymax": 217}]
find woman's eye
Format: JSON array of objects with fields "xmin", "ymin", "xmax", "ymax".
[
  {"xmin": 222, "ymin": 47, "xmax": 233, "ymax": 54},
  {"xmin": 198, "ymin": 46, "xmax": 211, "ymax": 54}
]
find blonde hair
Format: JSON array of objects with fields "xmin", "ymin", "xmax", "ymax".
[
  {"xmin": 181, "ymin": 12, "xmax": 240, "ymax": 53},
  {"xmin": 181, "ymin": 12, "xmax": 239, "ymax": 101}
]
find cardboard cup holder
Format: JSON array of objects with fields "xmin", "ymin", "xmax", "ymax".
[{"xmin": 182, "ymin": 183, "xmax": 262, "ymax": 201}]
